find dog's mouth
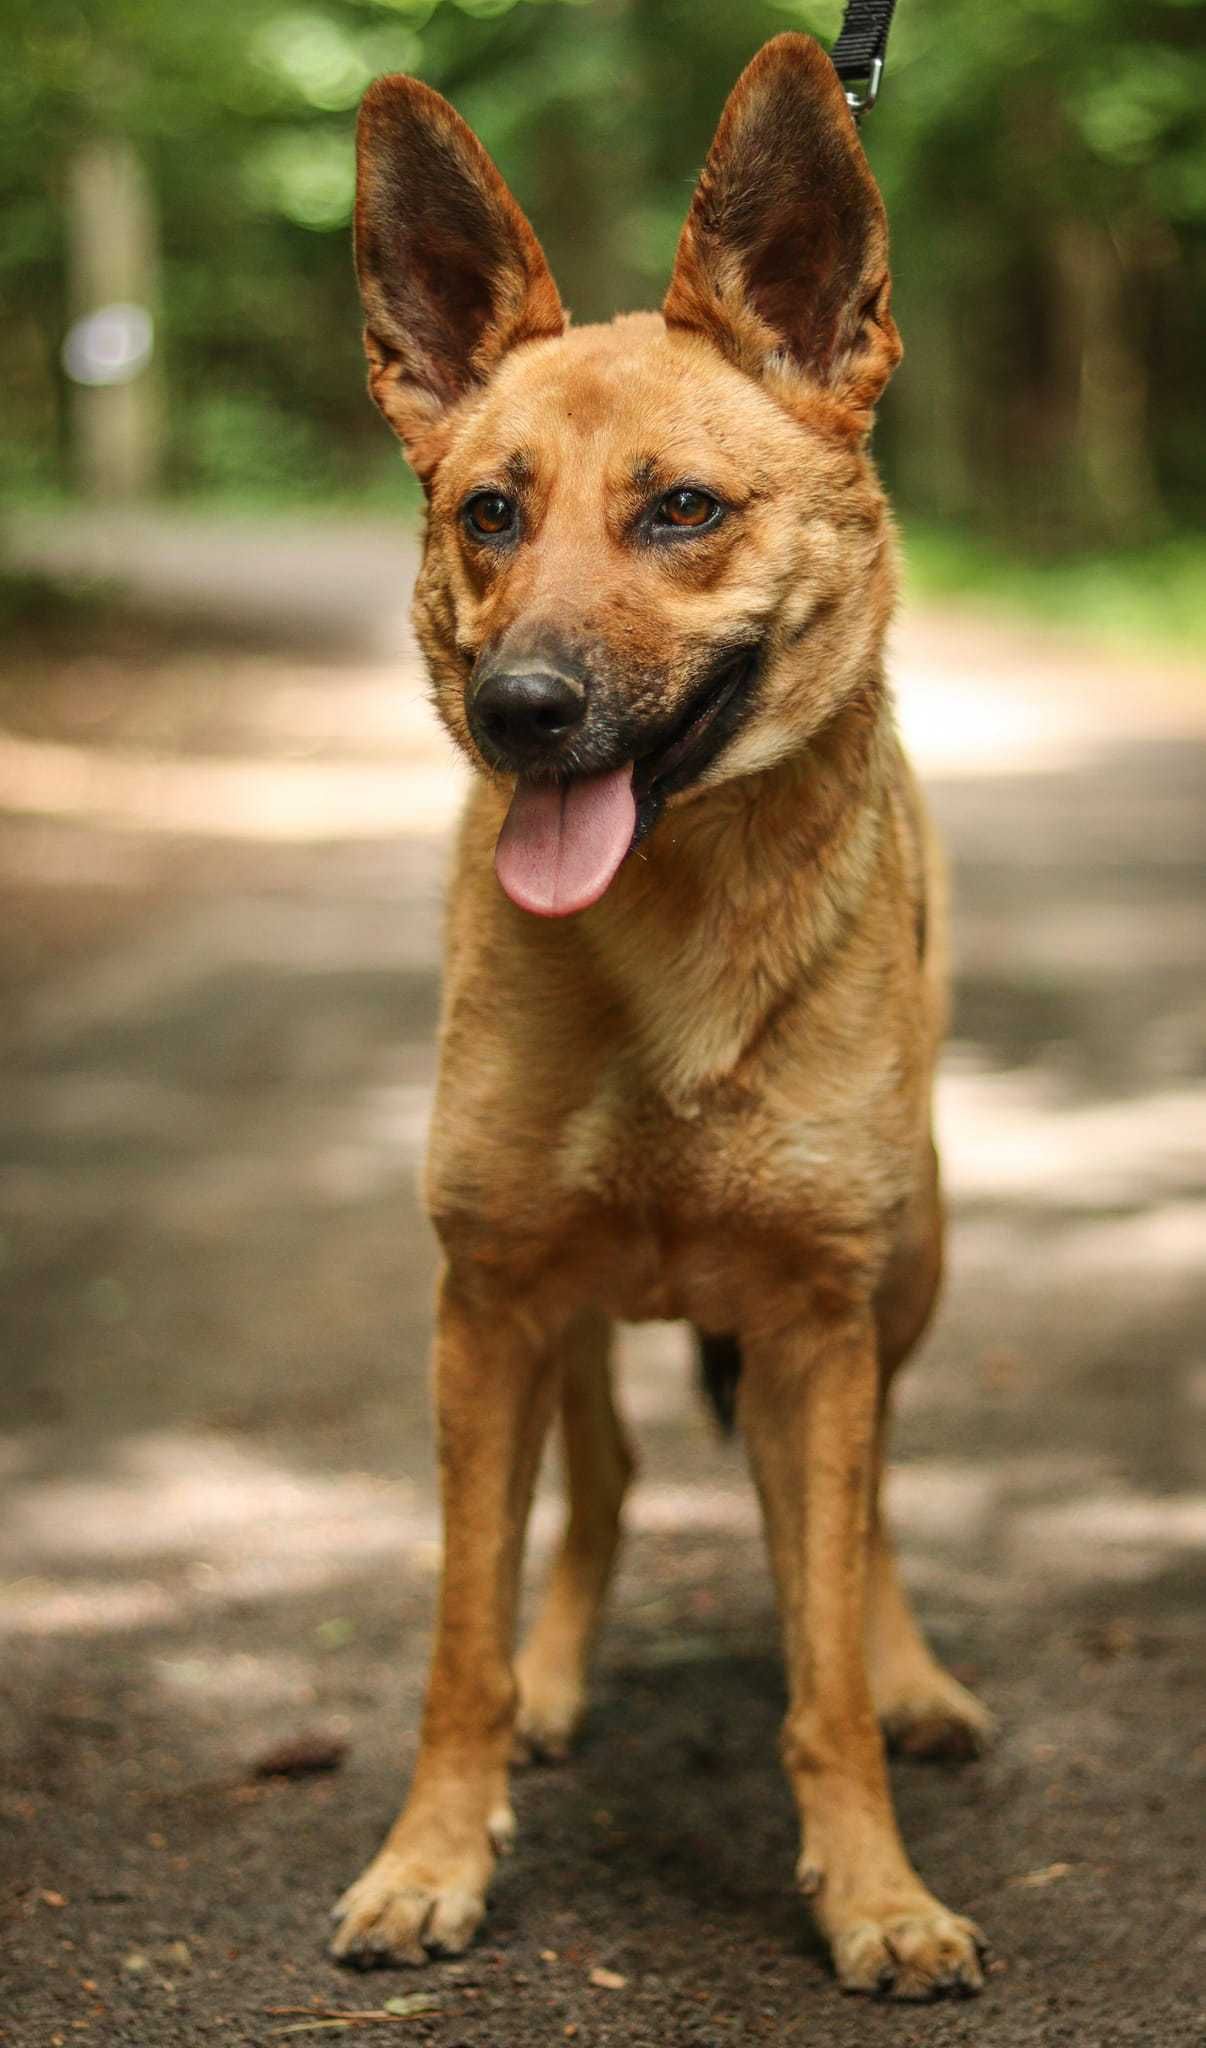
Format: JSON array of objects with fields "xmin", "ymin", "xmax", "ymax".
[
  {"xmin": 632, "ymin": 640, "xmax": 761, "ymax": 826},
  {"xmin": 493, "ymin": 644, "xmax": 760, "ymax": 919}
]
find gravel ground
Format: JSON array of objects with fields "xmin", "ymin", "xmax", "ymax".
[{"xmin": 1, "ymin": 522, "xmax": 1203, "ymax": 2046}]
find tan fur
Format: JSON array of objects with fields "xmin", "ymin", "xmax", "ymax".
[{"xmin": 331, "ymin": 33, "xmax": 991, "ymax": 2001}]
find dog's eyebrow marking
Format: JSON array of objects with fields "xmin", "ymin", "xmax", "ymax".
[
  {"xmin": 503, "ymin": 449, "xmax": 536, "ymax": 494},
  {"xmin": 628, "ymin": 454, "xmax": 661, "ymax": 496}
]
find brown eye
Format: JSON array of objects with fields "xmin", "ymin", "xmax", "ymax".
[
  {"xmin": 465, "ymin": 492, "xmax": 516, "ymax": 539},
  {"xmin": 656, "ymin": 488, "xmax": 721, "ymax": 530}
]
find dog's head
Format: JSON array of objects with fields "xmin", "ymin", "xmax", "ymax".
[{"xmin": 355, "ymin": 34, "xmax": 901, "ymax": 915}]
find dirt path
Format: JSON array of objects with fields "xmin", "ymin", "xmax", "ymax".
[{"xmin": 1, "ymin": 517, "xmax": 1203, "ymax": 2045}]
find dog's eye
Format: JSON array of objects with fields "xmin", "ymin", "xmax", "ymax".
[
  {"xmin": 655, "ymin": 489, "xmax": 722, "ymax": 531},
  {"xmin": 464, "ymin": 493, "xmax": 516, "ymax": 539}
]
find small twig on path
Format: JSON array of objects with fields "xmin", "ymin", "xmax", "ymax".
[
  {"xmin": 263, "ymin": 1996, "xmax": 444, "ymax": 2031},
  {"xmin": 271, "ymin": 2026, "xmax": 361, "ymax": 2038},
  {"xmin": 264, "ymin": 2007, "xmax": 388, "ymax": 2019}
]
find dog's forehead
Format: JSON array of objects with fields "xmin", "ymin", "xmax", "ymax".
[{"xmin": 450, "ymin": 316, "xmax": 789, "ymax": 486}]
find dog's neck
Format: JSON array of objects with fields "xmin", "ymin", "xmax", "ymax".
[{"xmin": 584, "ymin": 680, "xmax": 896, "ymax": 1107}]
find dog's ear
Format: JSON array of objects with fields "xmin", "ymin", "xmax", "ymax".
[
  {"xmin": 355, "ymin": 76, "xmax": 564, "ymax": 472},
  {"xmin": 662, "ymin": 34, "xmax": 900, "ymax": 430}
]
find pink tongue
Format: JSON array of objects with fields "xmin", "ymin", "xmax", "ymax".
[{"xmin": 495, "ymin": 766, "xmax": 636, "ymax": 917}]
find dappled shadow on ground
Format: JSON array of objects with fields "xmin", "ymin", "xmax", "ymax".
[{"xmin": 0, "ymin": 577, "xmax": 1203, "ymax": 2044}]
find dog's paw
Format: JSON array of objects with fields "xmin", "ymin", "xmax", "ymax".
[
  {"xmin": 878, "ymin": 1671, "xmax": 996, "ymax": 1762},
  {"xmin": 512, "ymin": 1654, "xmax": 584, "ymax": 1764},
  {"xmin": 329, "ymin": 1839, "xmax": 496, "ymax": 1968},
  {"xmin": 831, "ymin": 1902, "xmax": 987, "ymax": 2001}
]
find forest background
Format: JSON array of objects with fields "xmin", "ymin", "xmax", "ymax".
[{"xmin": 4, "ymin": 0, "xmax": 1204, "ymax": 639}]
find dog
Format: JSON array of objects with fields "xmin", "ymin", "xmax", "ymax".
[{"xmin": 330, "ymin": 32, "xmax": 994, "ymax": 2001}]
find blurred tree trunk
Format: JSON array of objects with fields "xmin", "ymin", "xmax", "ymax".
[
  {"xmin": 532, "ymin": 0, "xmax": 647, "ymax": 325},
  {"xmin": 535, "ymin": 106, "xmax": 614, "ymax": 325},
  {"xmin": 889, "ymin": 288, "xmax": 974, "ymax": 523},
  {"xmin": 66, "ymin": 138, "xmax": 163, "ymax": 501},
  {"xmin": 1049, "ymin": 219, "xmax": 1160, "ymax": 543}
]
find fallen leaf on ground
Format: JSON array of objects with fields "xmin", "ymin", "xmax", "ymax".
[
  {"xmin": 315, "ymin": 1617, "xmax": 356, "ymax": 1650},
  {"xmin": 1008, "ymin": 1860, "xmax": 1077, "ymax": 1888},
  {"xmin": 253, "ymin": 1732, "xmax": 348, "ymax": 1780},
  {"xmin": 39, "ymin": 1889, "xmax": 67, "ymax": 1908},
  {"xmin": 589, "ymin": 1966, "xmax": 627, "ymax": 1990},
  {"xmin": 1084, "ymin": 1618, "xmax": 1137, "ymax": 1660}
]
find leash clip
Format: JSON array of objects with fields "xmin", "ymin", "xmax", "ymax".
[
  {"xmin": 831, "ymin": 0, "xmax": 897, "ymax": 121},
  {"xmin": 844, "ymin": 54, "xmax": 884, "ymax": 120}
]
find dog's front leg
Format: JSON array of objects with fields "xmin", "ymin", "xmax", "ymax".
[
  {"xmin": 330, "ymin": 1267, "xmax": 558, "ymax": 1967},
  {"xmin": 741, "ymin": 1304, "xmax": 985, "ymax": 2001}
]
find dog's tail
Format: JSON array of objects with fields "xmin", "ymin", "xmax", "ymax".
[{"xmin": 695, "ymin": 1330, "xmax": 741, "ymax": 1435}]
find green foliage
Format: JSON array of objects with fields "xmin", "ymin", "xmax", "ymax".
[
  {"xmin": 183, "ymin": 391, "xmax": 330, "ymax": 494},
  {"xmin": 904, "ymin": 525, "xmax": 1206, "ymax": 647},
  {"xmin": 2, "ymin": 0, "xmax": 1204, "ymax": 550}
]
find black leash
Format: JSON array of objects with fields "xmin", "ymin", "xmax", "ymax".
[{"xmin": 830, "ymin": 0, "xmax": 898, "ymax": 119}]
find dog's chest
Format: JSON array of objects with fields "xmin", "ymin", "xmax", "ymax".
[
  {"xmin": 555, "ymin": 1064, "xmax": 783, "ymax": 1213},
  {"xmin": 546, "ymin": 1054, "xmax": 906, "ymax": 1324}
]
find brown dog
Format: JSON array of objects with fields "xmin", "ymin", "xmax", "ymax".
[{"xmin": 331, "ymin": 32, "xmax": 994, "ymax": 2000}]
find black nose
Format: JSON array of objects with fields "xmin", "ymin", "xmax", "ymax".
[{"xmin": 470, "ymin": 668, "xmax": 586, "ymax": 760}]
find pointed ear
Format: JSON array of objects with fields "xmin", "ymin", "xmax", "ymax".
[
  {"xmin": 355, "ymin": 76, "xmax": 565, "ymax": 472},
  {"xmin": 662, "ymin": 34, "xmax": 901, "ymax": 430}
]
